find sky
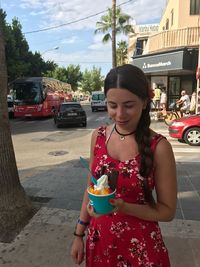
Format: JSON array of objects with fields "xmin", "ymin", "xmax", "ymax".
[{"xmin": 1, "ymin": 0, "xmax": 167, "ymax": 76}]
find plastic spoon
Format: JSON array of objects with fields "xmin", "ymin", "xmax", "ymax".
[{"xmin": 80, "ymin": 156, "xmax": 97, "ymax": 185}]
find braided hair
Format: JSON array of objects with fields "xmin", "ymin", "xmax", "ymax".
[{"xmin": 104, "ymin": 64, "xmax": 154, "ymax": 204}]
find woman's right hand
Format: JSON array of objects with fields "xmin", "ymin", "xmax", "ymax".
[{"xmin": 70, "ymin": 237, "xmax": 85, "ymax": 265}]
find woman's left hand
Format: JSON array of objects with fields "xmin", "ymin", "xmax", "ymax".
[
  {"xmin": 109, "ymin": 198, "xmax": 125, "ymax": 213},
  {"xmin": 87, "ymin": 198, "xmax": 125, "ymax": 218}
]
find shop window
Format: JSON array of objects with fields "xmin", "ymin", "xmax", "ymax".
[
  {"xmin": 168, "ymin": 77, "xmax": 180, "ymax": 106},
  {"xmin": 190, "ymin": 0, "xmax": 200, "ymax": 15},
  {"xmin": 171, "ymin": 9, "xmax": 174, "ymax": 26}
]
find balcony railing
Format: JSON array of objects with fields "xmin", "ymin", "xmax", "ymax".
[{"xmin": 144, "ymin": 27, "xmax": 200, "ymax": 54}]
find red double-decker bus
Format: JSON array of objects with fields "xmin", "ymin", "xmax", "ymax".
[{"xmin": 9, "ymin": 77, "xmax": 72, "ymax": 118}]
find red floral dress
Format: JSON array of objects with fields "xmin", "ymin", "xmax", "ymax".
[{"xmin": 86, "ymin": 126, "xmax": 170, "ymax": 267}]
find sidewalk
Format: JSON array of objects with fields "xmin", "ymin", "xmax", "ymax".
[{"xmin": 0, "ymin": 161, "xmax": 200, "ymax": 267}]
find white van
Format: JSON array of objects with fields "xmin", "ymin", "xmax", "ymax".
[{"xmin": 91, "ymin": 91, "xmax": 107, "ymax": 112}]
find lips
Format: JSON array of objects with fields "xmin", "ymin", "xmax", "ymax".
[{"xmin": 116, "ymin": 121, "xmax": 129, "ymax": 125}]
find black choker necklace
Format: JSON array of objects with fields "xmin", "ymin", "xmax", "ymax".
[{"xmin": 114, "ymin": 124, "xmax": 136, "ymax": 141}]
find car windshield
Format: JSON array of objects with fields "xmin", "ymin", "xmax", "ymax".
[
  {"xmin": 92, "ymin": 94, "xmax": 105, "ymax": 101},
  {"xmin": 60, "ymin": 104, "xmax": 81, "ymax": 112},
  {"xmin": 13, "ymin": 82, "xmax": 42, "ymax": 105}
]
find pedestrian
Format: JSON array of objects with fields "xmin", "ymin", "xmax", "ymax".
[
  {"xmin": 160, "ymin": 87, "xmax": 167, "ymax": 114},
  {"xmin": 71, "ymin": 64, "xmax": 177, "ymax": 267},
  {"xmin": 189, "ymin": 91, "xmax": 196, "ymax": 114},
  {"xmin": 176, "ymin": 90, "xmax": 190, "ymax": 116},
  {"xmin": 153, "ymin": 84, "xmax": 161, "ymax": 111}
]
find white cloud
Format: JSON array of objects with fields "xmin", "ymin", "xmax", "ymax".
[
  {"xmin": 4, "ymin": 0, "xmax": 167, "ymax": 75},
  {"xmin": 61, "ymin": 36, "xmax": 78, "ymax": 44},
  {"xmin": 18, "ymin": 0, "xmax": 166, "ymax": 30}
]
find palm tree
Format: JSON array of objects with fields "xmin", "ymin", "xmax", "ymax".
[
  {"xmin": 111, "ymin": 0, "xmax": 116, "ymax": 68},
  {"xmin": 116, "ymin": 40, "xmax": 128, "ymax": 66},
  {"xmin": 0, "ymin": 9, "xmax": 32, "ymax": 242},
  {"xmin": 95, "ymin": 5, "xmax": 133, "ymax": 68}
]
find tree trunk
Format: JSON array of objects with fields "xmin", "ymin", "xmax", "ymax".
[
  {"xmin": 0, "ymin": 11, "xmax": 32, "ymax": 242},
  {"xmin": 112, "ymin": 0, "xmax": 117, "ymax": 68}
]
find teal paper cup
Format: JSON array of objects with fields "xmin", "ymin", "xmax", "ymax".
[{"xmin": 87, "ymin": 186, "xmax": 116, "ymax": 214}]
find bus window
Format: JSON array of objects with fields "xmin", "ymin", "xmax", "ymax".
[{"xmin": 13, "ymin": 82, "xmax": 42, "ymax": 105}]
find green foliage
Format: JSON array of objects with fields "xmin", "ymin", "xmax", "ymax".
[
  {"xmin": 116, "ymin": 40, "xmax": 128, "ymax": 66},
  {"xmin": 1, "ymin": 10, "xmax": 57, "ymax": 82},
  {"xmin": 46, "ymin": 64, "xmax": 82, "ymax": 92},
  {"xmin": 66, "ymin": 65, "xmax": 82, "ymax": 92},
  {"xmin": 46, "ymin": 66, "xmax": 68, "ymax": 81},
  {"xmin": 81, "ymin": 66, "xmax": 103, "ymax": 94},
  {"xmin": 95, "ymin": 7, "xmax": 133, "ymax": 43}
]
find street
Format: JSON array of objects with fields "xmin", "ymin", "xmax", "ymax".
[{"xmin": 10, "ymin": 103, "xmax": 200, "ymax": 172}]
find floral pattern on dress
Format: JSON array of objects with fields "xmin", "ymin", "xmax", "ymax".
[{"xmin": 86, "ymin": 126, "xmax": 170, "ymax": 267}]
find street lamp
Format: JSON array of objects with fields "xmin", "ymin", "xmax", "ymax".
[{"xmin": 41, "ymin": 46, "xmax": 59, "ymax": 56}]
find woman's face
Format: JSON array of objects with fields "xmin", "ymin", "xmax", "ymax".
[{"xmin": 106, "ymin": 88, "xmax": 147, "ymax": 130}]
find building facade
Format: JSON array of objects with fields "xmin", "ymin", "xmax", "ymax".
[{"xmin": 129, "ymin": 0, "xmax": 200, "ymax": 110}]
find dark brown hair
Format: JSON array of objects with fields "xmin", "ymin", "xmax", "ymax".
[{"xmin": 104, "ymin": 64, "xmax": 154, "ymax": 204}]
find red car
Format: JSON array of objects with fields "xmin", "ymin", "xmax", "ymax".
[{"xmin": 168, "ymin": 114, "xmax": 200, "ymax": 146}]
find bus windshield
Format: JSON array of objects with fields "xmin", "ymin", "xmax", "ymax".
[{"xmin": 13, "ymin": 82, "xmax": 42, "ymax": 105}]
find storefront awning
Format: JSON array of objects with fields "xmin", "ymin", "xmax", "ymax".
[{"xmin": 132, "ymin": 48, "xmax": 198, "ymax": 74}]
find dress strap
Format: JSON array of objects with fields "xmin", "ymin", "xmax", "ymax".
[
  {"xmin": 151, "ymin": 134, "xmax": 166, "ymax": 152},
  {"xmin": 105, "ymin": 124, "xmax": 115, "ymax": 146}
]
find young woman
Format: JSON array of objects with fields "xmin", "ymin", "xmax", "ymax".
[{"xmin": 71, "ymin": 64, "xmax": 177, "ymax": 267}]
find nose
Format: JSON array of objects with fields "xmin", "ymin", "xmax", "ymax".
[{"xmin": 116, "ymin": 106, "xmax": 126, "ymax": 119}]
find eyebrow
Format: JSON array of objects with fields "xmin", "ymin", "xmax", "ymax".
[{"xmin": 107, "ymin": 100, "xmax": 136, "ymax": 104}]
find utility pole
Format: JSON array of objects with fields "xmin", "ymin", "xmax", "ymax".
[
  {"xmin": 195, "ymin": 40, "xmax": 200, "ymax": 114},
  {"xmin": 112, "ymin": 0, "xmax": 116, "ymax": 68},
  {"xmin": 195, "ymin": 22, "xmax": 200, "ymax": 114}
]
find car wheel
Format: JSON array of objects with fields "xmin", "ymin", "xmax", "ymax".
[
  {"xmin": 184, "ymin": 127, "xmax": 200, "ymax": 146},
  {"xmin": 56, "ymin": 121, "xmax": 61, "ymax": 128},
  {"xmin": 178, "ymin": 138, "xmax": 185, "ymax": 143},
  {"xmin": 82, "ymin": 121, "xmax": 87, "ymax": 127},
  {"xmin": 92, "ymin": 108, "xmax": 95, "ymax": 112}
]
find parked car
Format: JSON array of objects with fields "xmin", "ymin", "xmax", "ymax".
[
  {"xmin": 7, "ymin": 95, "xmax": 14, "ymax": 118},
  {"xmin": 168, "ymin": 114, "xmax": 200, "ymax": 146},
  {"xmin": 53, "ymin": 102, "xmax": 87, "ymax": 128}
]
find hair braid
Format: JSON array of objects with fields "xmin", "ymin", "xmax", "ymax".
[{"xmin": 135, "ymin": 102, "xmax": 155, "ymax": 204}]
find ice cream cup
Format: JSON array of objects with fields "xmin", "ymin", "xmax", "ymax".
[{"xmin": 87, "ymin": 185, "xmax": 116, "ymax": 214}]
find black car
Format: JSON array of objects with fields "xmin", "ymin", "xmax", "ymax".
[
  {"xmin": 54, "ymin": 102, "xmax": 87, "ymax": 128},
  {"xmin": 7, "ymin": 95, "xmax": 14, "ymax": 118}
]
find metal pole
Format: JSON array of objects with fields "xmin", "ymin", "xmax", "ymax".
[{"xmin": 195, "ymin": 36, "xmax": 200, "ymax": 114}]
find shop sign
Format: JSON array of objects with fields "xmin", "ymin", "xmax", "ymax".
[{"xmin": 133, "ymin": 50, "xmax": 186, "ymax": 73}]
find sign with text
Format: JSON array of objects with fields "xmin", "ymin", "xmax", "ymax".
[{"xmin": 133, "ymin": 50, "xmax": 189, "ymax": 73}]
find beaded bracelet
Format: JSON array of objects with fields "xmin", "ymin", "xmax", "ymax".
[
  {"xmin": 77, "ymin": 218, "xmax": 90, "ymax": 226},
  {"xmin": 73, "ymin": 231, "xmax": 85, "ymax": 237}
]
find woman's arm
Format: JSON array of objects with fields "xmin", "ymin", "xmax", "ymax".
[
  {"xmin": 111, "ymin": 138, "xmax": 177, "ymax": 222},
  {"xmin": 73, "ymin": 129, "xmax": 98, "ymax": 235},
  {"xmin": 71, "ymin": 129, "xmax": 98, "ymax": 265}
]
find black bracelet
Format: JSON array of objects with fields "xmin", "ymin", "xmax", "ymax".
[
  {"xmin": 73, "ymin": 231, "xmax": 85, "ymax": 237},
  {"xmin": 77, "ymin": 218, "xmax": 90, "ymax": 226}
]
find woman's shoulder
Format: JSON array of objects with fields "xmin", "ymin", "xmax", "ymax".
[
  {"xmin": 150, "ymin": 130, "xmax": 174, "ymax": 158},
  {"xmin": 91, "ymin": 125, "xmax": 107, "ymax": 140},
  {"xmin": 150, "ymin": 130, "xmax": 171, "ymax": 151},
  {"xmin": 150, "ymin": 130, "xmax": 166, "ymax": 143}
]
